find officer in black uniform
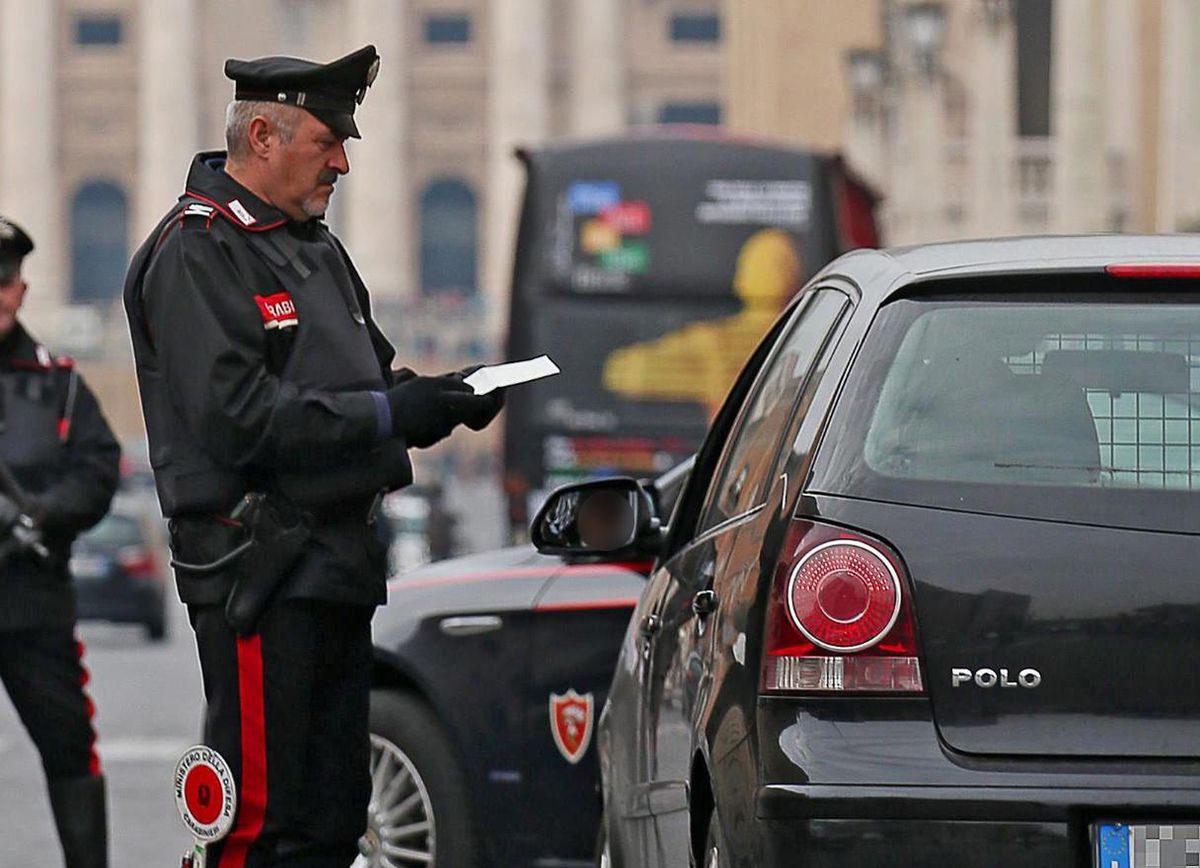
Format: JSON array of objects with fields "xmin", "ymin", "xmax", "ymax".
[
  {"xmin": 0, "ymin": 216, "xmax": 120, "ymax": 868},
  {"xmin": 123, "ymin": 46, "xmax": 503, "ymax": 868}
]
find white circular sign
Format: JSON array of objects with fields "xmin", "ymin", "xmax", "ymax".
[{"xmin": 174, "ymin": 745, "xmax": 237, "ymax": 842}]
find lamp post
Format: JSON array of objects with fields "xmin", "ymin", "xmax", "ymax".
[
  {"xmin": 846, "ymin": 48, "xmax": 886, "ymax": 117},
  {"xmin": 904, "ymin": 2, "xmax": 946, "ymax": 80},
  {"xmin": 844, "ymin": 48, "xmax": 889, "ymax": 190},
  {"xmin": 980, "ymin": 0, "xmax": 1012, "ymax": 30}
]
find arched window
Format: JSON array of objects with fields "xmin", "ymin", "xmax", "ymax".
[
  {"xmin": 420, "ymin": 179, "xmax": 477, "ymax": 297},
  {"xmin": 71, "ymin": 180, "xmax": 128, "ymax": 304}
]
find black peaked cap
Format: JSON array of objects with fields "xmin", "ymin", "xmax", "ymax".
[
  {"xmin": 0, "ymin": 216, "xmax": 34, "ymax": 281},
  {"xmin": 225, "ymin": 45, "xmax": 380, "ymax": 139}
]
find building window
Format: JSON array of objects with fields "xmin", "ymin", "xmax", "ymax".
[
  {"xmin": 420, "ymin": 179, "xmax": 477, "ymax": 297},
  {"xmin": 71, "ymin": 180, "xmax": 128, "ymax": 304},
  {"xmin": 658, "ymin": 102, "xmax": 722, "ymax": 126},
  {"xmin": 670, "ymin": 13, "xmax": 720, "ymax": 43},
  {"xmin": 1016, "ymin": 0, "xmax": 1052, "ymax": 137},
  {"xmin": 75, "ymin": 14, "xmax": 123, "ymax": 46},
  {"xmin": 425, "ymin": 14, "xmax": 471, "ymax": 45}
]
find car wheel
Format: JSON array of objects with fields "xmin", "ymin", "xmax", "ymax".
[
  {"xmin": 144, "ymin": 615, "xmax": 166, "ymax": 642},
  {"xmin": 702, "ymin": 807, "xmax": 726, "ymax": 868},
  {"xmin": 594, "ymin": 817, "xmax": 612, "ymax": 868},
  {"xmin": 362, "ymin": 690, "xmax": 476, "ymax": 868}
]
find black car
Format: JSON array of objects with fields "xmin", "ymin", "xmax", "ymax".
[
  {"xmin": 72, "ymin": 495, "xmax": 169, "ymax": 640},
  {"xmin": 533, "ymin": 237, "xmax": 1200, "ymax": 867},
  {"xmin": 361, "ymin": 461, "xmax": 689, "ymax": 867}
]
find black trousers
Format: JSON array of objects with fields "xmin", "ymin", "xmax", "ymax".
[
  {"xmin": 189, "ymin": 599, "xmax": 374, "ymax": 868},
  {"xmin": 0, "ymin": 626, "xmax": 101, "ymax": 781}
]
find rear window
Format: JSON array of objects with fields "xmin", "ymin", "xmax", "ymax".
[
  {"xmin": 81, "ymin": 513, "xmax": 142, "ymax": 547},
  {"xmin": 811, "ymin": 284, "xmax": 1200, "ymax": 533}
]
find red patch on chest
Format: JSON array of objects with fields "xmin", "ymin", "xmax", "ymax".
[{"xmin": 254, "ymin": 291, "xmax": 299, "ymax": 330}]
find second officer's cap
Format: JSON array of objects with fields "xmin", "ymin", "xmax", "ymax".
[
  {"xmin": 224, "ymin": 45, "xmax": 380, "ymax": 139},
  {"xmin": 0, "ymin": 217, "xmax": 34, "ymax": 283}
]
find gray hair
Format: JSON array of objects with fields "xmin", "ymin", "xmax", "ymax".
[{"xmin": 224, "ymin": 100, "xmax": 299, "ymax": 158}]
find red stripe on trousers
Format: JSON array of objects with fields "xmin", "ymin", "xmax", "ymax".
[
  {"xmin": 220, "ymin": 635, "xmax": 268, "ymax": 868},
  {"xmin": 74, "ymin": 638, "xmax": 101, "ymax": 776}
]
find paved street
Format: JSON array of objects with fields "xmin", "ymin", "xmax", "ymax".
[{"xmin": 0, "ymin": 598, "xmax": 201, "ymax": 867}]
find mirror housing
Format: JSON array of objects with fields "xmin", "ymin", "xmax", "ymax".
[{"xmin": 531, "ymin": 477, "xmax": 662, "ymax": 557}]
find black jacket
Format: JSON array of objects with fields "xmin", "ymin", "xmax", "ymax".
[
  {"xmin": 124, "ymin": 152, "xmax": 411, "ymax": 606},
  {"xmin": 0, "ymin": 324, "xmax": 120, "ymax": 631}
]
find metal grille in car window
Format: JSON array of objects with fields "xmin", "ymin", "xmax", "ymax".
[{"xmin": 1006, "ymin": 333, "xmax": 1200, "ymax": 490}]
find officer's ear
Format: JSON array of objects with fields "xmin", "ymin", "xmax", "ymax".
[{"xmin": 246, "ymin": 115, "xmax": 277, "ymax": 159}]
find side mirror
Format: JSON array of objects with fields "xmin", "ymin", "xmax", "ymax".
[{"xmin": 531, "ymin": 477, "xmax": 662, "ymax": 557}]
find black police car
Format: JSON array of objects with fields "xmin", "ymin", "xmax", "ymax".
[
  {"xmin": 532, "ymin": 237, "xmax": 1200, "ymax": 867},
  {"xmin": 72, "ymin": 495, "xmax": 169, "ymax": 641},
  {"xmin": 363, "ymin": 461, "xmax": 688, "ymax": 867}
]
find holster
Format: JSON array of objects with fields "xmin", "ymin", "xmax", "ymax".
[{"xmin": 170, "ymin": 493, "xmax": 311, "ymax": 636}]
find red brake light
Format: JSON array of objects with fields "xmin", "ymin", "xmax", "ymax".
[
  {"xmin": 787, "ymin": 540, "xmax": 901, "ymax": 652},
  {"xmin": 1105, "ymin": 263, "xmax": 1200, "ymax": 278},
  {"xmin": 762, "ymin": 522, "xmax": 923, "ymax": 694},
  {"xmin": 117, "ymin": 545, "xmax": 158, "ymax": 581}
]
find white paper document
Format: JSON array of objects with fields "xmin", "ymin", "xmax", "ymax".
[{"xmin": 464, "ymin": 355, "xmax": 560, "ymax": 395}]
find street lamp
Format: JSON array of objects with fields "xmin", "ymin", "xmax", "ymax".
[
  {"xmin": 980, "ymin": 0, "xmax": 1012, "ymax": 31},
  {"xmin": 845, "ymin": 48, "xmax": 886, "ymax": 115},
  {"xmin": 904, "ymin": 1, "xmax": 946, "ymax": 79}
]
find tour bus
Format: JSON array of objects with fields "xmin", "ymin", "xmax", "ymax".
[{"xmin": 503, "ymin": 129, "xmax": 880, "ymax": 530}]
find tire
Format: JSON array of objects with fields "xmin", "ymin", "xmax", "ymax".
[
  {"xmin": 702, "ymin": 807, "xmax": 726, "ymax": 868},
  {"xmin": 144, "ymin": 614, "xmax": 167, "ymax": 642},
  {"xmin": 594, "ymin": 817, "xmax": 611, "ymax": 868},
  {"xmin": 363, "ymin": 690, "xmax": 477, "ymax": 868}
]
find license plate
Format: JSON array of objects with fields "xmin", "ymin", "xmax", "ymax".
[
  {"xmin": 69, "ymin": 554, "xmax": 109, "ymax": 581},
  {"xmin": 1095, "ymin": 822, "xmax": 1200, "ymax": 868}
]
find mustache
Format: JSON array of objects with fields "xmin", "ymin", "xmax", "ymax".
[{"xmin": 318, "ymin": 170, "xmax": 339, "ymax": 186}]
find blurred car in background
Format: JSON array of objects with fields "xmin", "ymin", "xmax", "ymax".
[
  {"xmin": 360, "ymin": 460, "xmax": 689, "ymax": 868},
  {"xmin": 72, "ymin": 495, "xmax": 168, "ymax": 641}
]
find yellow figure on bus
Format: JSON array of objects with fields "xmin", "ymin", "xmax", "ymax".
[{"xmin": 601, "ymin": 228, "xmax": 803, "ymax": 417}]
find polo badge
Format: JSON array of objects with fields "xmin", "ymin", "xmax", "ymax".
[
  {"xmin": 254, "ymin": 291, "xmax": 299, "ymax": 330},
  {"xmin": 550, "ymin": 690, "xmax": 594, "ymax": 764}
]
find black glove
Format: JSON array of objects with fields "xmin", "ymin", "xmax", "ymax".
[
  {"xmin": 386, "ymin": 374, "xmax": 478, "ymax": 449},
  {"xmin": 448, "ymin": 365, "xmax": 506, "ymax": 431}
]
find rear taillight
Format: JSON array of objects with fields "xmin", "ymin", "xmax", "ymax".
[
  {"xmin": 117, "ymin": 545, "xmax": 158, "ymax": 581},
  {"xmin": 761, "ymin": 522, "xmax": 923, "ymax": 694}
]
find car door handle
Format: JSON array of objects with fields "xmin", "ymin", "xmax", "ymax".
[
  {"xmin": 439, "ymin": 615, "xmax": 503, "ymax": 637},
  {"xmin": 692, "ymin": 589, "xmax": 718, "ymax": 619}
]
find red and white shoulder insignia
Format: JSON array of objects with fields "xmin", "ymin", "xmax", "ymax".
[
  {"xmin": 549, "ymin": 689, "xmax": 594, "ymax": 764},
  {"xmin": 54, "ymin": 354, "xmax": 75, "ymax": 370},
  {"xmin": 254, "ymin": 290, "xmax": 299, "ymax": 330}
]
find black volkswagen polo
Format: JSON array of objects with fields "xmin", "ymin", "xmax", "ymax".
[{"xmin": 534, "ymin": 236, "xmax": 1200, "ymax": 868}]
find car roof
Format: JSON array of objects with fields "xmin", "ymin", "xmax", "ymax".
[{"xmin": 823, "ymin": 234, "xmax": 1200, "ymax": 307}]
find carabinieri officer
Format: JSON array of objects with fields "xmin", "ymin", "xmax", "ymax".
[
  {"xmin": 123, "ymin": 46, "xmax": 502, "ymax": 868},
  {"xmin": 0, "ymin": 216, "xmax": 120, "ymax": 868}
]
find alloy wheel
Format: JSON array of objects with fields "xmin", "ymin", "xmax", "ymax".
[{"xmin": 356, "ymin": 733, "xmax": 437, "ymax": 867}]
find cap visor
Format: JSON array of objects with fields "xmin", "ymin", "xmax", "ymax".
[{"xmin": 306, "ymin": 108, "xmax": 360, "ymax": 139}]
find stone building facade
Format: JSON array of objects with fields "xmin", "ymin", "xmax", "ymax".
[{"xmin": 0, "ymin": 0, "xmax": 725, "ymax": 438}]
